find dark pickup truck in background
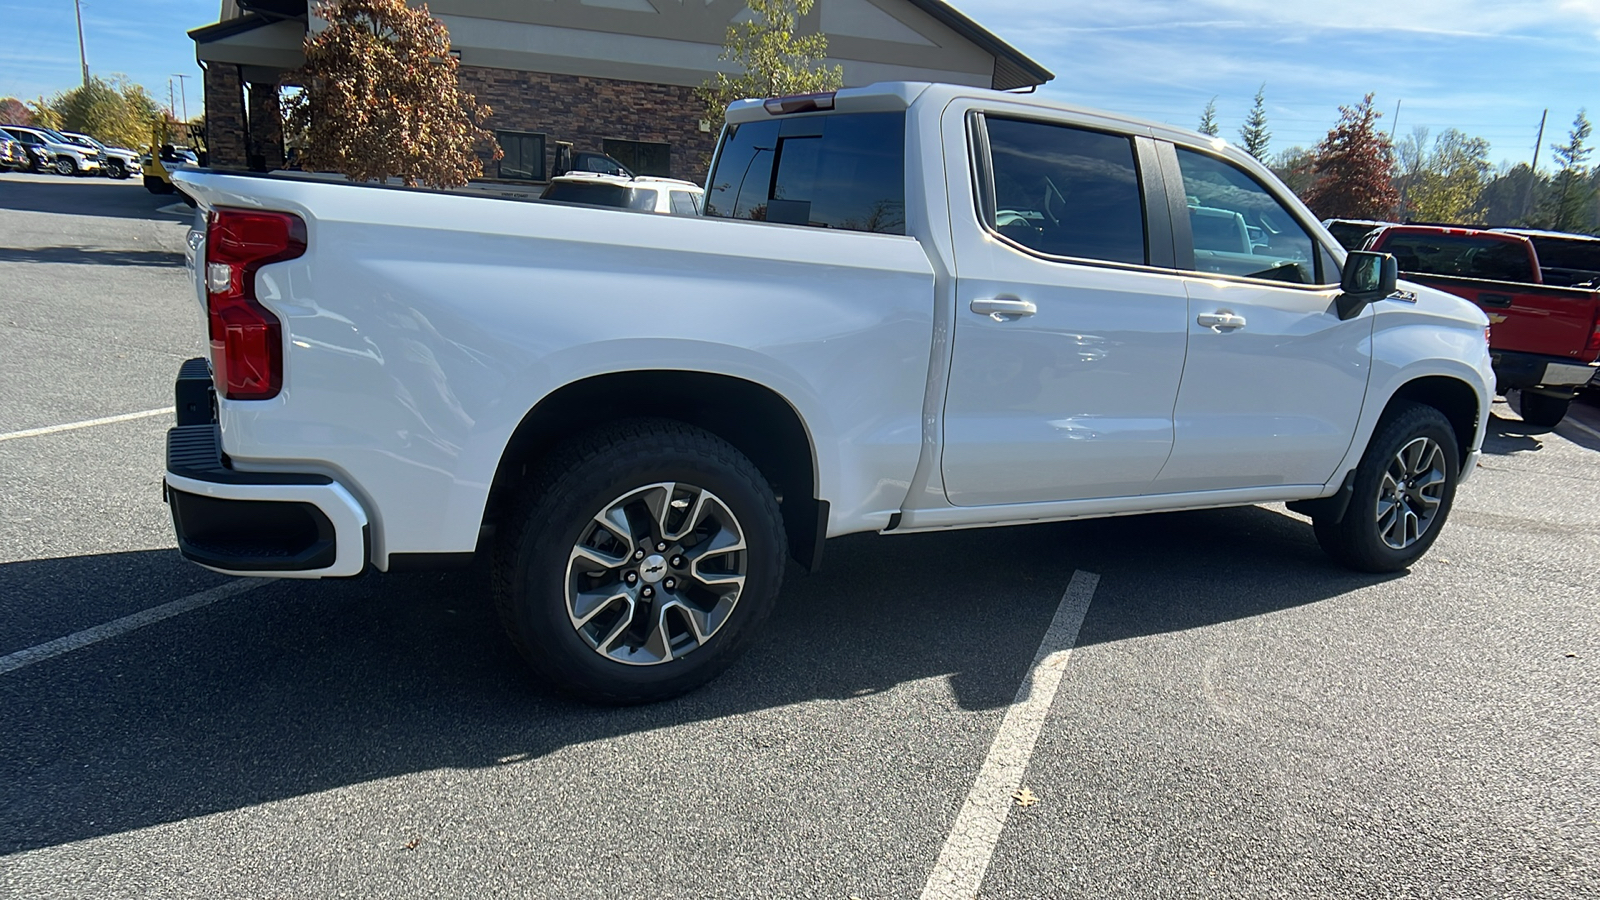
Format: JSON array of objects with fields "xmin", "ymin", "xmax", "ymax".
[{"xmin": 1365, "ymin": 225, "xmax": 1600, "ymax": 427}]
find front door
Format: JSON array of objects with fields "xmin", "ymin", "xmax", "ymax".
[
  {"xmin": 941, "ymin": 113, "xmax": 1191, "ymax": 507},
  {"xmin": 1150, "ymin": 144, "xmax": 1371, "ymax": 494}
]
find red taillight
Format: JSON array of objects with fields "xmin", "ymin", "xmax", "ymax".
[
  {"xmin": 1588, "ymin": 314, "xmax": 1600, "ymax": 357},
  {"xmin": 205, "ymin": 208, "xmax": 305, "ymax": 400}
]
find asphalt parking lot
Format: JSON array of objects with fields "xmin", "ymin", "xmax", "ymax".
[{"xmin": 2, "ymin": 169, "xmax": 1597, "ymax": 899}]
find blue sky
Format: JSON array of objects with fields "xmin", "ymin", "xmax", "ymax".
[{"xmin": 2, "ymin": 0, "xmax": 1596, "ymax": 167}]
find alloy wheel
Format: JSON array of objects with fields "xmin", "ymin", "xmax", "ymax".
[
  {"xmin": 565, "ymin": 481, "xmax": 747, "ymax": 666},
  {"xmin": 1375, "ymin": 436, "xmax": 1447, "ymax": 550}
]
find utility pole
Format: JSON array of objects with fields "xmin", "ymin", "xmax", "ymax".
[
  {"xmin": 1520, "ymin": 109, "xmax": 1548, "ymax": 223},
  {"xmin": 171, "ymin": 73, "xmax": 190, "ymax": 121},
  {"xmin": 168, "ymin": 77, "xmax": 176, "ymax": 119},
  {"xmin": 73, "ymin": 0, "xmax": 89, "ymax": 87},
  {"xmin": 1389, "ymin": 99, "xmax": 1401, "ymax": 140}
]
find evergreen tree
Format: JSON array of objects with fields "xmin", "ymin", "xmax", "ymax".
[
  {"xmin": 1197, "ymin": 97, "xmax": 1219, "ymax": 137},
  {"xmin": 1541, "ymin": 109, "xmax": 1594, "ymax": 233},
  {"xmin": 1238, "ymin": 85, "xmax": 1270, "ymax": 160},
  {"xmin": 1302, "ymin": 94, "xmax": 1399, "ymax": 219}
]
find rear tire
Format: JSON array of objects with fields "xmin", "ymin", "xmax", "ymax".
[
  {"xmin": 1511, "ymin": 390, "xmax": 1570, "ymax": 430},
  {"xmin": 493, "ymin": 419, "xmax": 786, "ymax": 704},
  {"xmin": 1313, "ymin": 402, "xmax": 1459, "ymax": 573}
]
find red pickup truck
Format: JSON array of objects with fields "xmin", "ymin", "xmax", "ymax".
[{"xmin": 1364, "ymin": 225, "xmax": 1600, "ymax": 427}]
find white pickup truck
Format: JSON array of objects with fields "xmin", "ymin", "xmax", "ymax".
[{"xmin": 168, "ymin": 82, "xmax": 1493, "ymax": 702}]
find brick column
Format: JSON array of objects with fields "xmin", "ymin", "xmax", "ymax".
[
  {"xmin": 204, "ymin": 64, "xmax": 248, "ymax": 169},
  {"xmin": 247, "ymin": 83, "xmax": 285, "ymax": 171}
]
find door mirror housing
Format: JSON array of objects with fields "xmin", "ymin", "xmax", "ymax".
[{"xmin": 1336, "ymin": 251, "xmax": 1398, "ymax": 320}]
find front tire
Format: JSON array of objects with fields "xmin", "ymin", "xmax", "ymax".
[
  {"xmin": 54, "ymin": 157, "xmax": 77, "ymax": 176},
  {"xmin": 493, "ymin": 419, "xmax": 786, "ymax": 704},
  {"xmin": 107, "ymin": 159, "xmax": 127, "ymax": 179},
  {"xmin": 1313, "ymin": 402, "xmax": 1460, "ymax": 573},
  {"xmin": 1511, "ymin": 390, "xmax": 1570, "ymax": 430}
]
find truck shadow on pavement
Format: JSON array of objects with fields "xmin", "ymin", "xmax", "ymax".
[
  {"xmin": 0, "ymin": 505, "xmax": 1397, "ymax": 855},
  {"xmin": 0, "ymin": 246, "xmax": 184, "ymax": 267},
  {"xmin": 0, "ymin": 177, "xmax": 188, "ymax": 222}
]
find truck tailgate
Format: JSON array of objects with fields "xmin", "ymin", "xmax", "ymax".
[{"xmin": 1402, "ymin": 273, "xmax": 1600, "ymax": 360}]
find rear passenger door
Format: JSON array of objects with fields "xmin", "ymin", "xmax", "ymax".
[
  {"xmin": 940, "ymin": 111, "xmax": 1191, "ymax": 506},
  {"xmin": 1149, "ymin": 144, "xmax": 1370, "ymax": 493}
]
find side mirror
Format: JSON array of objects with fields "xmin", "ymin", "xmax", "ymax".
[{"xmin": 1336, "ymin": 251, "xmax": 1398, "ymax": 320}]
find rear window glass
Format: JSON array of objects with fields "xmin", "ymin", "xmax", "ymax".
[
  {"xmin": 542, "ymin": 181, "xmax": 656, "ymax": 212},
  {"xmin": 984, "ymin": 117, "xmax": 1147, "ymax": 266},
  {"xmin": 1380, "ymin": 233, "xmax": 1535, "ymax": 283},
  {"xmin": 704, "ymin": 111, "xmax": 905, "ymax": 234},
  {"xmin": 1527, "ymin": 236, "xmax": 1600, "ymax": 286}
]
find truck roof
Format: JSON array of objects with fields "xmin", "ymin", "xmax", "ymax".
[{"xmin": 724, "ymin": 82, "xmax": 1266, "ymax": 171}]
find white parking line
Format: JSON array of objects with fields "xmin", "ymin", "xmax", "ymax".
[
  {"xmin": 0, "ymin": 579, "xmax": 270, "ymax": 676},
  {"xmin": 0, "ymin": 407, "xmax": 171, "ymax": 443},
  {"xmin": 920, "ymin": 569, "xmax": 1100, "ymax": 900}
]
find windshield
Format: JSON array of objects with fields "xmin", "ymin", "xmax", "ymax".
[
  {"xmin": 64, "ymin": 133, "xmax": 105, "ymax": 150},
  {"xmin": 38, "ymin": 128, "xmax": 71, "ymax": 144},
  {"xmin": 541, "ymin": 181, "xmax": 656, "ymax": 211}
]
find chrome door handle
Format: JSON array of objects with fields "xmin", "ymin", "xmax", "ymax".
[
  {"xmin": 970, "ymin": 296, "xmax": 1037, "ymax": 321},
  {"xmin": 1197, "ymin": 311, "xmax": 1247, "ymax": 331}
]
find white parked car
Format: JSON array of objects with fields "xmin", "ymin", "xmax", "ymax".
[
  {"xmin": 57, "ymin": 130, "xmax": 143, "ymax": 180},
  {"xmin": 167, "ymin": 82, "xmax": 1493, "ymax": 703},
  {"xmin": 0, "ymin": 125, "xmax": 102, "ymax": 176},
  {"xmin": 540, "ymin": 172, "xmax": 704, "ymax": 216}
]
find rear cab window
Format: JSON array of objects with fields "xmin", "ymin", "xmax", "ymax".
[
  {"xmin": 704, "ymin": 112, "xmax": 906, "ymax": 234},
  {"xmin": 542, "ymin": 181, "xmax": 657, "ymax": 212},
  {"xmin": 1378, "ymin": 232, "xmax": 1536, "ymax": 283}
]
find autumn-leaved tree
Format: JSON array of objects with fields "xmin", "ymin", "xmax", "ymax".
[
  {"xmin": 0, "ymin": 97, "xmax": 32, "ymax": 125},
  {"xmin": 284, "ymin": 0, "xmax": 498, "ymax": 187},
  {"xmin": 698, "ymin": 0, "xmax": 844, "ymax": 137},
  {"xmin": 28, "ymin": 97, "xmax": 62, "ymax": 130},
  {"xmin": 1302, "ymin": 93, "xmax": 1398, "ymax": 220},
  {"xmin": 1407, "ymin": 128, "xmax": 1491, "ymax": 224},
  {"xmin": 1238, "ymin": 85, "xmax": 1270, "ymax": 160},
  {"xmin": 1197, "ymin": 97, "xmax": 1219, "ymax": 137},
  {"xmin": 48, "ymin": 76, "xmax": 161, "ymax": 149}
]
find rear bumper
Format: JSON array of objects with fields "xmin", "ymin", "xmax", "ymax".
[
  {"xmin": 1492, "ymin": 350, "xmax": 1597, "ymax": 392},
  {"xmin": 164, "ymin": 359, "xmax": 369, "ymax": 578}
]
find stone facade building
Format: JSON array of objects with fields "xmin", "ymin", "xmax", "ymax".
[{"xmin": 189, "ymin": 0, "xmax": 1050, "ymax": 184}]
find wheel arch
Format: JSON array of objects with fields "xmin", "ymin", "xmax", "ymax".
[
  {"xmin": 483, "ymin": 370, "xmax": 827, "ymax": 571},
  {"xmin": 1383, "ymin": 374, "xmax": 1482, "ymax": 467}
]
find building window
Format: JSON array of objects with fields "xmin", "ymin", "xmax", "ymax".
[
  {"xmin": 497, "ymin": 131, "xmax": 546, "ymax": 181},
  {"xmin": 603, "ymin": 139, "xmax": 671, "ymax": 178}
]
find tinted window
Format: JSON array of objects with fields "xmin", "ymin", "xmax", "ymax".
[
  {"xmin": 669, "ymin": 190, "xmax": 700, "ymax": 216},
  {"xmin": 1175, "ymin": 148, "xmax": 1320, "ymax": 284},
  {"xmin": 541, "ymin": 181, "xmax": 656, "ymax": 211},
  {"xmin": 984, "ymin": 118, "xmax": 1146, "ymax": 265},
  {"xmin": 705, "ymin": 112, "xmax": 905, "ymax": 234},
  {"xmin": 1326, "ymin": 221, "xmax": 1383, "ymax": 251},
  {"xmin": 497, "ymin": 131, "xmax": 546, "ymax": 181},
  {"xmin": 1526, "ymin": 236, "xmax": 1600, "ymax": 286},
  {"xmin": 1380, "ymin": 233, "xmax": 1535, "ymax": 283},
  {"xmin": 603, "ymin": 139, "xmax": 670, "ymax": 178}
]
